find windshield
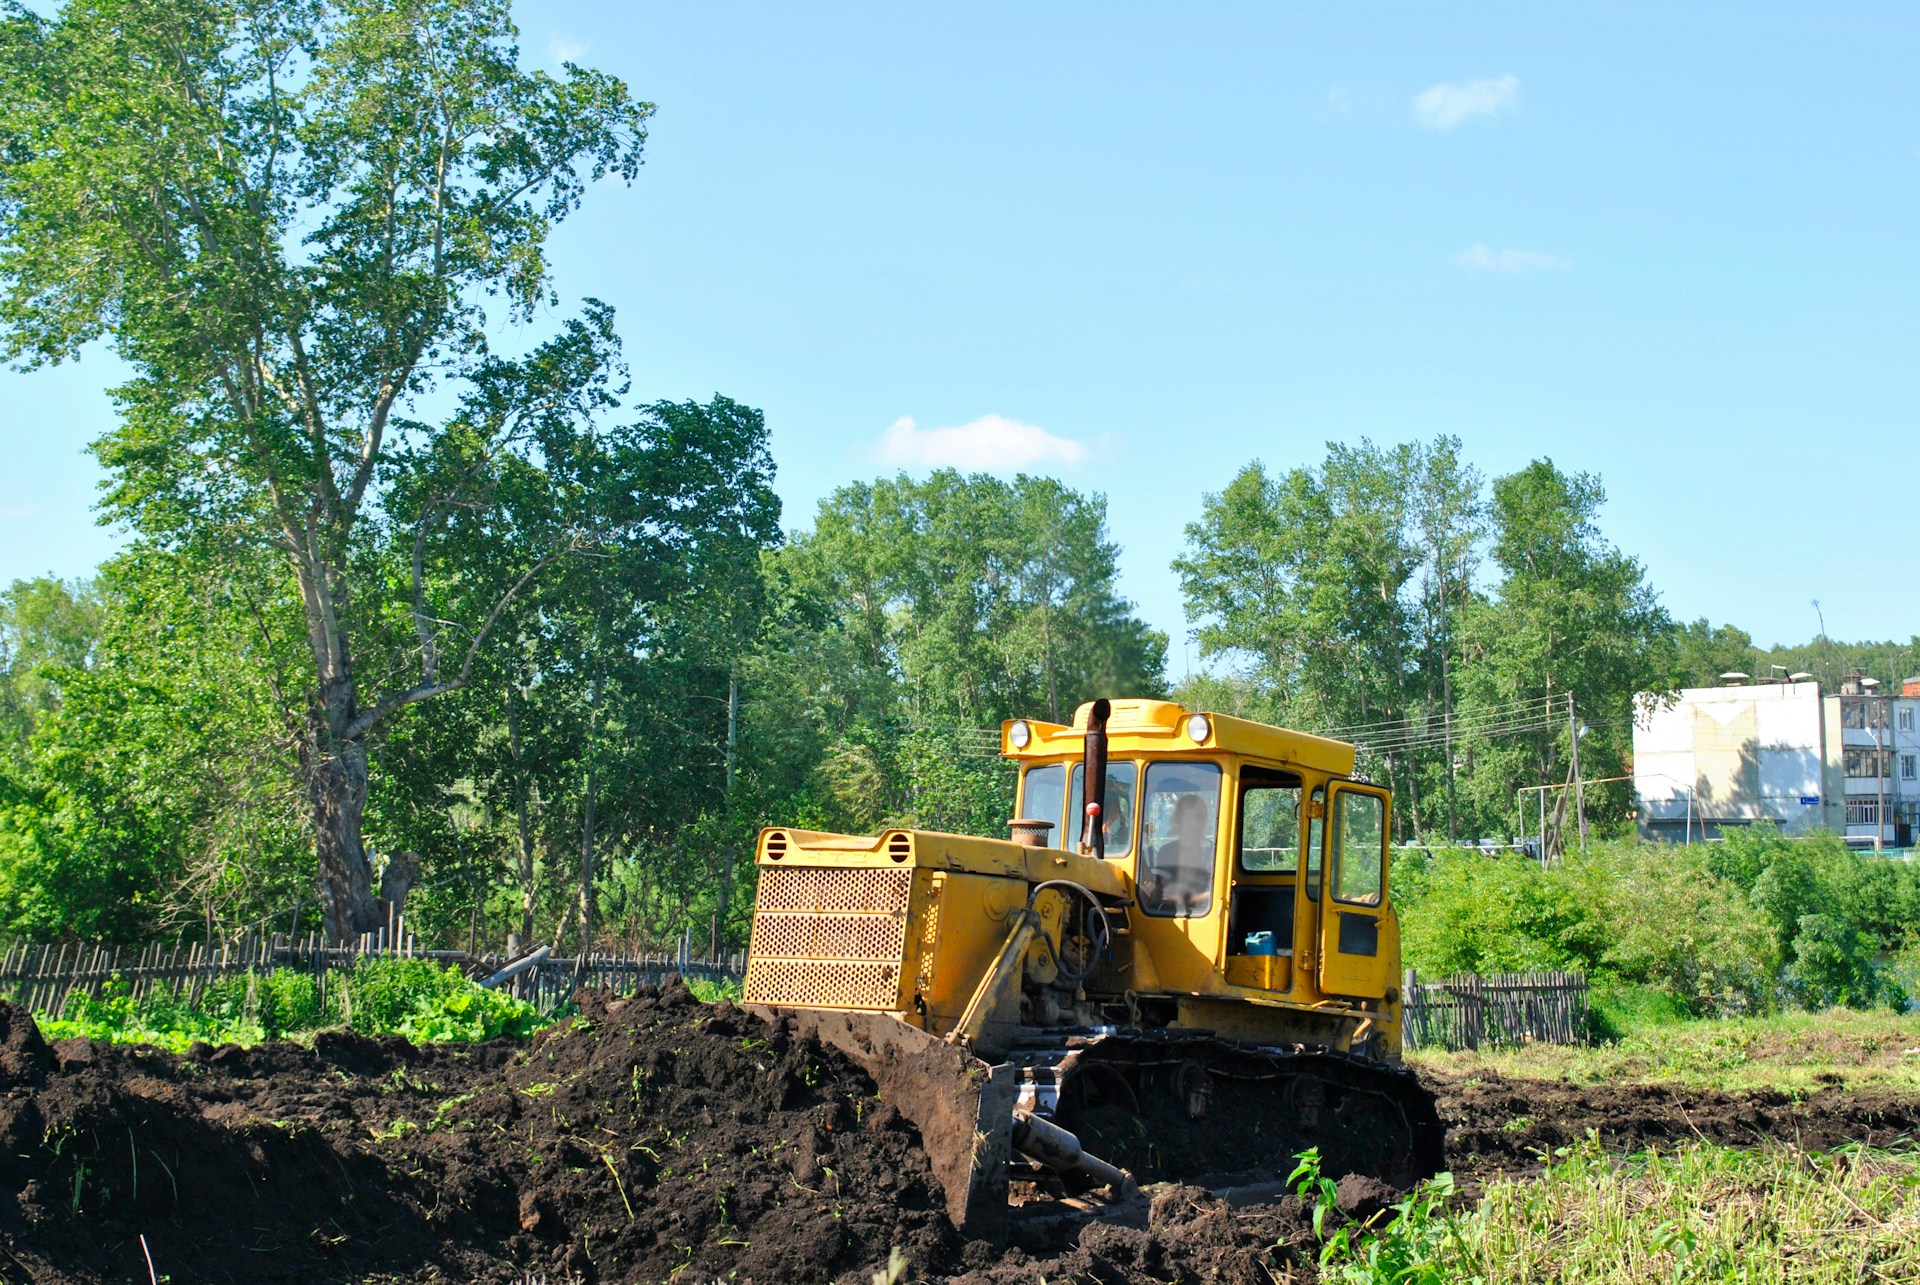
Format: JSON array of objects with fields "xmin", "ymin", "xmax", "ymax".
[
  {"xmin": 1139, "ymin": 760, "xmax": 1222, "ymax": 916},
  {"xmin": 1068, "ymin": 760, "xmax": 1138, "ymax": 858},
  {"xmin": 1018, "ymin": 763, "xmax": 1067, "ymax": 848}
]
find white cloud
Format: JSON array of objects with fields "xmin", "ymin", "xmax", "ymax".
[
  {"xmin": 1413, "ymin": 74, "xmax": 1520, "ymax": 130},
  {"xmin": 876, "ymin": 415, "xmax": 1089, "ymax": 470},
  {"xmin": 0, "ymin": 504, "xmax": 36, "ymax": 520},
  {"xmin": 1452, "ymin": 244, "xmax": 1572, "ymax": 274},
  {"xmin": 546, "ymin": 34, "xmax": 588, "ymax": 65}
]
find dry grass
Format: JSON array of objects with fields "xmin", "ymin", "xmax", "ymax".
[
  {"xmin": 1410, "ymin": 1007, "xmax": 1920, "ymax": 1095},
  {"xmin": 1448, "ymin": 1140, "xmax": 1920, "ymax": 1284}
]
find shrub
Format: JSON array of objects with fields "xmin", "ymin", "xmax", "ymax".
[{"xmin": 35, "ymin": 960, "xmax": 546, "ymax": 1049}]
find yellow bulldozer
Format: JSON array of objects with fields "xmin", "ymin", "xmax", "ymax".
[{"xmin": 740, "ymin": 697, "xmax": 1443, "ymax": 1237}]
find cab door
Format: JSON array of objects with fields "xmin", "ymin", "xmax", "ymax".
[{"xmin": 1317, "ymin": 782, "xmax": 1391, "ymax": 999}]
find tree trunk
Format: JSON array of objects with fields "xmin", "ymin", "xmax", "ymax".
[{"xmin": 310, "ymin": 739, "xmax": 376, "ymax": 942}]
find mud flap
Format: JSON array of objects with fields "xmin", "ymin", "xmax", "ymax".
[{"xmin": 746, "ymin": 1006, "xmax": 1017, "ymax": 1240}]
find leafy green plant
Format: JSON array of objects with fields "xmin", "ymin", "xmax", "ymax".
[
  {"xmin": 36, "ymin": 960, "xmax": 546, "ymax": 1049},
  {"xmin": 1290, "ymin": 1147, "xmax": 1470, "ymax": 1285}
]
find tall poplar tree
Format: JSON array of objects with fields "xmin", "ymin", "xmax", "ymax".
[{"xmin": 0, "ymin": 0, "xmax": 651, "ymax": 938}]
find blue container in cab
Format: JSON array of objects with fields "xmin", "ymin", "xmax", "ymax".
[{"xmin": 1245, "ymin": 930, "xmax": 1276, "ymax": 956}]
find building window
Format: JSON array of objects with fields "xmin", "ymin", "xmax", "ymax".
[
  {"xmin": 1846, "ymin": 800, "xmax": 1880, "ymax": 825},
  {"xmin": 1843, "ymin": 747, "xmax": 1892, "ymax": 779},
  {"xmin": 1842, "ymin": 700, "xmax": 1891, "ymax": 730},
  {"xmin": 1904, "ymin": 754, "xmax": 1918, "ymax": 782},
  {"xmin": 1902, "ymin": 707, "xmax": 1916, "ymax": 732}
]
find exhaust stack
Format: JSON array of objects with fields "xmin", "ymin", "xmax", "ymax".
[{"xmin": 1079, "ymin": 698, "xmax": 1111, "ymax": 858}]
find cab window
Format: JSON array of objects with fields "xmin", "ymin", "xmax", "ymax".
[
  {"xmin": 1139, "ymin": 761, "xmax": 1221, "ymax": 916},
  {"xmin": 1018, "ymin": 763, "xmax": 1066, "ymax": 849},
  {"xmin": 1331, "ymin": 791, "xmax": 1386, "ymax": 905},
  {"xmin": 1237, "ymin": 780, "xmax": 1300, "ymax": 872},
  {"xmin": 1068, "ymin": 760, "xmax": 1137, "ymax": 858}
]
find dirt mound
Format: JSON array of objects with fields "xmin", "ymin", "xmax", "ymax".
[
  {"xmin": 4, "ymin": 990, "xmax": 1920, "ymax": 1285},
  {"xmin": 0, "ymin": 982, "xmax": 975, "ymax": 1284}
]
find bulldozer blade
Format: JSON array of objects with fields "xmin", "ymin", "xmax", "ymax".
[{"xmin": 746, "ymin": 1006, "xmax": 1016, "ymax": 1240}]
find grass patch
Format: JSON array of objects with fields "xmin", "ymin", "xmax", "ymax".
[
  {"xmin": 1305, "ymin": 1138, "xmax": 1920, "ymax": 1284},
  {"xmin": 686, "ymin": 975, "xmax": 743, "ymax": 1004},
  {"xmin": 1411, "ymin": 1007, "xmax": 1920, "ymax": 1094}
]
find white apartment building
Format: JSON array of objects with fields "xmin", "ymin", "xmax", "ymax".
[
  {"xmin": 1633, "ymin": 674, "xmax": 1920, "ymax": 846},
  {"xmin": 1828, "ymin": 674, "xmax": 1920, "ymax": 847}
]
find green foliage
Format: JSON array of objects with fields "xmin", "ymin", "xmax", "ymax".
[
  {"xmin": 780, "ymin": 470, "xmax": 1166, "ymax": 731},
  {"xmin": 1291, "ymin": 1146, "xmax": 1468, "ymax": 1285},
  {"xmin": 1453, "ymin": 460, "xmax": 1674, "ymax": 839},
  {"xmin": 686, "ymin": 975, "xmax": 743, "ymax": 1003},
  {"xmin": 0, "ymin": 577, "xmax": 102, "ymax": 759},
  {"xmin": 0, "ymin": 550, "xmax": 310, "ymax": 941},
  {"xmin": 0, "ymin": 0, "xmax": 663, "ymax": 939},
  {"xmin": 1394, "ymin": 836, "xmax": 1920, "ymax": 1020},
  {"xmin": 1176, "ymin": 445, "xmax": 1674, "ymax": 841},
  {"xmin": 1174, "ymin": 440, "xmax": 1463, "ymax": 824},
  {"xmin": 1708, "ymin": 825, "xmax": 1914, "ymax": 1010},
  {"xmin": 37, "ymin": 960, "xmax": 544, "ymax": 1051},
  {"xmin": 890, "ymin": 728, "xmax": 1015, "ymax": 836}
]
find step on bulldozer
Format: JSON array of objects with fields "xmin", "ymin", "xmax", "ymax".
[{"xmin": 741, "ymin": 698, "xmax": 1444, "ymax": 1237}]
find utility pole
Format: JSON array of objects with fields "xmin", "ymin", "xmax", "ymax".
[
  {"xmin": 1569, "ymin": 694, "xmax": 1588, "ymax": 850},
  {"xmin": 1873, "ymin": 716, "xmax": 1886, "ymax": 852}
]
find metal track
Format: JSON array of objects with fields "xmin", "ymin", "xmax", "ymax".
[{"xmin": 1006, "ymin": 1029, "xmax": 1445, "ymax": 1192}]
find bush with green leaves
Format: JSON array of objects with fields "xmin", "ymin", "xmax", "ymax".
[
  {"xmin": 1395, "ymin": 830, "xmax": 1919, "ymax": 1022},
  {"xmin": 36, "ymin": 959, "xmax": 545, "ymax": 1051}
]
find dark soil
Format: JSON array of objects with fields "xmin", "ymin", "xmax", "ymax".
[
  {"xmin": 0, "ymin": 989, "xmax": 1916, "ymax": 1285},
  {"xmin": 1430, "ymin": 1067, "xmax": 1920, "ymax": 1179}
]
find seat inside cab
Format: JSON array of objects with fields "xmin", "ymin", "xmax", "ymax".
[{"xmin": 1227, "ymin": 766, "xmax": 1302, "ymax": 957}]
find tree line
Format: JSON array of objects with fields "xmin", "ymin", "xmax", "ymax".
[{"xmin": 1, "ymin": 1, "xmax": 1912, "ymax": 952}]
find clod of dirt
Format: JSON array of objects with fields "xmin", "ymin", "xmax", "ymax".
[
  {"xmin": 0, "ymin": 1003, "xmax": 50, "ymax": 1084},
  {"xmin": 1335, "ymin": 1173, "xmax": 1397, "ymax": 1223}
]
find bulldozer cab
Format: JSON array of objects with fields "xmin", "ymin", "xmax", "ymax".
[{"xmin": 1008, "ymin": 699, "xmax": 1397, "ymax": 1008}]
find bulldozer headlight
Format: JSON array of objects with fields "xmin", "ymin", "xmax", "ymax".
[
  {"xmin": 1009, "ymin": 719, "xmax": 1032, "ymax": 750},
  {"xmin": 1186, "ymin": 713, "xmax": 1212, "ymax": 744}
]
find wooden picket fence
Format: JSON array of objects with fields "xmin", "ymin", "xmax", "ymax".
[
  {"xmin": 0, "ymin": 927, "xmax": 746, "ymax": 1020},
  {"xmin": 1401, "ymin": 969, "xmax": 1588, "ymax": 1051}
]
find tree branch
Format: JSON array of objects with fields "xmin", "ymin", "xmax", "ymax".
[{"xmin": 344, "ymin": 537, "xmax": 583, "ymax": 741}]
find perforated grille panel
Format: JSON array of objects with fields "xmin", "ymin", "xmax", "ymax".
[
  {"xmin": 745, "ymin": 866, "xmax": 914, "ymax": 1010},
  {"xmin": 753, "ymin": 866, "xmax": 911, "ymax": 913}
]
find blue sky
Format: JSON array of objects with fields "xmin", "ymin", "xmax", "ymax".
[{"xmin": 2, "ymin": 2, "xmax": 1915, "ymax": 669}]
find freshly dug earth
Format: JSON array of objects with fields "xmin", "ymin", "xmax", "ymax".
[
  {"xmin": 1431, "ymin": 1066, "xmax": 1920, "ymax": 1178},
  {"xmin": 0, "ymin": 986, "xmax": 1915, "ymax": 1285}
]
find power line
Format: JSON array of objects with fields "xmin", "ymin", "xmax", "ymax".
[{"xmin": 1315, "ymin": 694, "xmax": 1560, "ymax": 740}]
